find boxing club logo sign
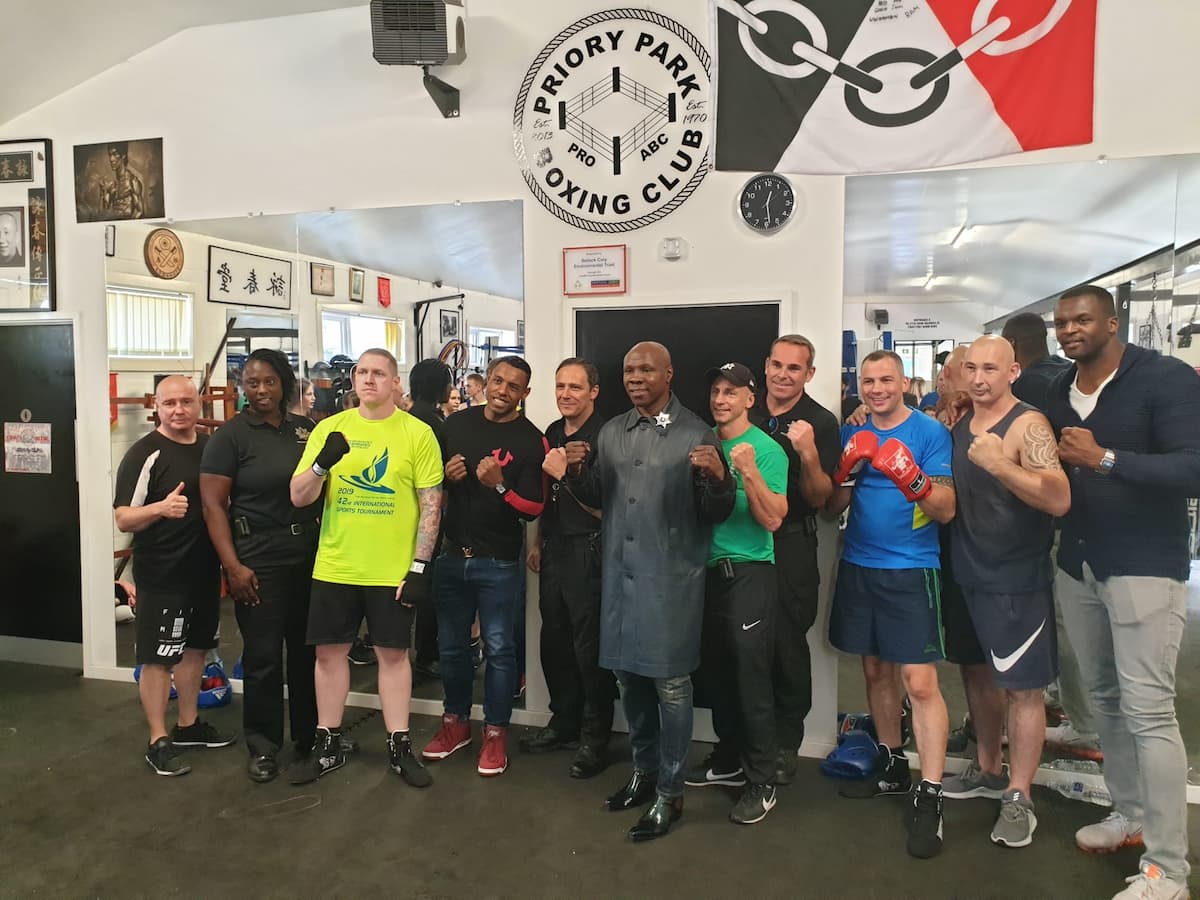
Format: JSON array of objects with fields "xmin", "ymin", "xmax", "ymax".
[{"xmin": 514, "ymin": 9, "xmax": 711, "ymax": 233}]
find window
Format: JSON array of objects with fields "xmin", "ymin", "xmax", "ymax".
[
  {"xmin": 106, "ymin": 285, "xmax": 193, "ymax": 358},
  {"xmin": 321, "ymin": 311, "xmax": 404, "ymax": 364},
  {"xmin": 468, "ymin": 326, "xmax": 517, "ymax": 372}
]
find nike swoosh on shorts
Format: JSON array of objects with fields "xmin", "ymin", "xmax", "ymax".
[
  {"xmin": 742, "ymin": 620, "xmax": 762, "ymax": 631},
  {"xmin": 991, "ymin": 619, "xmax": 1047, "ymax": 673}
]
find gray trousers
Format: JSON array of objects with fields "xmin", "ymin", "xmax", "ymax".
[{"xmin": 1056, "ymin": 565, "xmax": 1189, "ymax": 882}]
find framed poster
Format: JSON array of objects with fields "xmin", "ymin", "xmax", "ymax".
[
  {"xmin": 439, "ymin": 308, "xmax": 461, "ymax": 342},
  {"xmin": 72, "ymin": 137, "xmax": 165, "ymax": 223},
  {"xmin": 349, "ymin": 267, "xmax": 365, "ymax": 302},
  {"xmin": 207, "ymin": 245, "xmax": 292, "ymax": 310},
  {"xmin": 378, "ymin": 276, "xmax": 391, "ymax": 308},
  {"xmin": 563, "ymin": 244, "xmax": 627, "ymax": 296},
  {"xmin": 0, "ymin": 139, "xmax": 56, "ymax": 312},
  {"xmin": 310, "ymin": 262, "xmax": 335, "ymax": 296}
]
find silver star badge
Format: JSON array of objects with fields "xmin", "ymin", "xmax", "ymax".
[{"xmin": 654, "ymin": 411, "xmax": 672, "ymax": 429}]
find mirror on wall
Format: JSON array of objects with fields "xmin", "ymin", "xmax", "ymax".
[
  {"xmin": 838, "ymin": 154, "xmax": 1200, "ymax": 786},
  {"xmin": 108, "ymin": 200, "xmax": 527, "ymax": 712}
]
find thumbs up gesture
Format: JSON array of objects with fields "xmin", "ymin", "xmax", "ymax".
[{"xmin": 158, "ymin": 482, "xmax": 189, "ymax": 519}]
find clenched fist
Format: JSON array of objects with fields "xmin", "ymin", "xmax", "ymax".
[
  {"xmin": 786, "ymin": 420, "xmax": 815, "ymax": 455},
  {"xmin": 1058, "ymin": 426, "xmax": 1105, "ymax": 470},
  {"xmin": 729, "ymin": 442, "xmax": 757, "ymax": 475},
  {"xmin": 542, "ymin": 447, "xmax": 568, "ymax": 481},
  {"xmin": 476, "ymin": 456, "xmax": 503, "ymax": 488},
  {"xmin": 967, "ymin": 431, "xmax": 1006, "ymax": 474},
  {"xmin": 158, "ymin": 482, "xmax": 189, "ymax": 519},
  {"xmin": 689, "ymin": 444, "xmax": 725, "ymax": 480},
  {"xmin": 445, "ymin": 454, "xmax": 468, "ymax": 483},
  {"xmin": 564, "ymin": 440, "xmax": 590, "ymax": 473}
]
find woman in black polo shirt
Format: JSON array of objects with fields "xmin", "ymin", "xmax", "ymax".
[{"xmin": 200, "ymin": 349, "xmax": 322, "ymax": 783}]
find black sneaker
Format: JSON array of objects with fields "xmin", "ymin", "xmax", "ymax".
[
  {"xmin": 347, "ymin": 636, "xmax": 376, "ymax": 666},
  {"xmin": 145, "ymin": 736, "xmax": 191, "ymax": 776},
  {"xmin": 519, "ymin": 726, "xmax": 580, "ymax": 754},
  {"xmin": 839, "ymin": 750, "xmax": 911, "ymax": 799},
  {"xmin": 171, "ymin": 719, "xmax": 237, "ymax": 749},
  {"xmin": 388, "ymin": 733, "xmax": 433, "ymax": 788},
  {"xmin": 470, "ymin": 637, "xmax": 484, "ymax": 669},
  {"xmin": 906, "ymin": 780, "xmax": 945, "ymax": 859},
  {"xmin": 684, "ymin": 751, "xmax": 746, "ymax": 788},
  {"xmin": 730, "ymin": 783, "xmax": 777, "ymax": 824},
  {"xmin": 290, "ymin": 727, "xmax": 346, "ymax": 785}
]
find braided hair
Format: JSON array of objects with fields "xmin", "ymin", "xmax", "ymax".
[{"xmin": 245, "ymin": 348, "xmax": 296, "ymax": 417}]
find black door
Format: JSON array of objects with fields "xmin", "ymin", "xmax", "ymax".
[{"xmin": 0, "ymin": 322, "xmax": 81, "ymax": 642}]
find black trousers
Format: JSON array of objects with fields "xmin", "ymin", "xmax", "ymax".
[
  {"xmin": 234, "ymin": 560, "xmax": 317, "ymax": 756},
  {"xmin": 772, "ymin": 528, "xmax": 821, "ymax": 753},
  {"xmin": 701, "ymin": 562, "xmax": 778, "ymax": 786},
  {"xmin": 538, "ymin": 532, "xmax": 616, "ymax": 745},
  {"xmin": 413, "ymin": 581, "xmax": 439, "ymax": 665}
]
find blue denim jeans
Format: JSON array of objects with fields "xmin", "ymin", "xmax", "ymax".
[
  {"xmin": 435, "ymin": 555, "xmax": 521, "ymax": 726},
  {"xmin": 616, "ymin": 670, "xmax": 694, "ymax": 799},
  {"xmin": 1056, "ymin": 565, "xmax": 1189, "ymax": 882}
]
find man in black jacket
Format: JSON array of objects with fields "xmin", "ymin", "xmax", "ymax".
[{"xmin": 1047, "ymin": 285, "xmax": 1200, "ymax": 900}]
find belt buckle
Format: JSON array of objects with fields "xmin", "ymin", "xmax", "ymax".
[
  {"xmin": 289, "ymin": 523, "xmax": 303, "ymax": 536},
  {"xmin": 462, "ymin": 546, "xmax": 474, "ymax": 558}
]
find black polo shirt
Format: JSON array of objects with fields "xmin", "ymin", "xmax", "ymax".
[
  {"xmin": 543, "ymin": 412, "xmax": 604, "ymax": 538},
  {"xmin": 408, "ymin": 400, "xmax": 447, "ymax": 451},
  {"xmin": 750, "ymin": 391, "xmax": 840, "ymax": 524},
  {"xmin": 200, "ymin": 408, "xmax": 322, "ymax": 567}
]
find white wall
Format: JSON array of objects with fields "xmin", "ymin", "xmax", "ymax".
[
  {"xmin": 844, "ymin": 299, "xmax": 1002, "ymax": 352},
  {"xmin": 5, "ymin": 0, "xmax": 1200, "ymax": 750}
]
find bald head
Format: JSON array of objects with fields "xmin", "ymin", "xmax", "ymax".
[
  {"xmin": 625, "ymin": 341, "xmax": 671, "ymax": 368},
  {"xmin": 155, "ymin": 374, "xmax": 197, "ymax": 401},
  {"xmin": 153, "ymin": 375, "xmax": 200, "ymax": 441},
  {"xmin": 622, "ymin": 341, "xmax": 673, "ymax": 412},
  {"xmin": 966, "ymin": 334, "xmax": 1015, "ymax": 368},
  {"xmin": 938, "ymin": 345, "xmax": 968, "ymax": 394},
  {"xmin": 962, "ymin": 334, "xmax": 1019, "ymax": 408}
]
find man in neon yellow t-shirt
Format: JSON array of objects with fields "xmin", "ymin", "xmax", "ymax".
[
  {"xmin": 289, "ymin": 348, "xmax": 443, "ymax": 787},
  {"xmin": 686, "ymin": 362, "xmax": 788, "ymax": 826}
]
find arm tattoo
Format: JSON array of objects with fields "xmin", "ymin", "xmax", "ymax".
[
  {"xmin": 931, "ymin": 475, "xmax": 954, "ymax": 487},
  {"xmin": 1023, "ymin": 421, "xmax": 1062, "ymax": 470},
  {"xmin": 415, "ymin": 485, "xmax": 443, "ymax": 560}
]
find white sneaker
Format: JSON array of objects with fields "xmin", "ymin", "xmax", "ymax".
[
  {"xmin": 1046, "ymin": 720, "xmax": 1103, "ymax": 761},
  {"xmin": 1076, "ymin": 812, "xmax": 1145, "ymax": 854},
  {"xmin": 1111, "ymin": 863, "xmax": 1189, "ymax": 900}
]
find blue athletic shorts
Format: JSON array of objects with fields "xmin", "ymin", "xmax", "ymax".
[
  {"xmin": 963, "ymin": 587, "xmax": 1058, "ymax": 691},
  {"xmin": 829, "ymin": 561, "xmax": 944, "ymax": 664}
]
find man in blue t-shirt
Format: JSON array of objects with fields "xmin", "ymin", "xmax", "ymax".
[{"xmin": 826, "ymin": 350, "xmax": 956, "ymax": 860}]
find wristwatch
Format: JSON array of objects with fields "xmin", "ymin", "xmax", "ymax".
[
  {"xmin": 1096, "ymin": 449, "xmax": 1116, "ymax": 475},
  {"xmin": 494, "ymin": 483, "xmax": 508, "ymax": 495}
]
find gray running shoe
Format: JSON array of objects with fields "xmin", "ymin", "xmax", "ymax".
[
  {"xmin": 943, "ymin": 761, "xmax": 1008, "ymax": 799},
  {"xmin": 991, "ymin": 789, "xmax": 1037, "ymax": 848}
]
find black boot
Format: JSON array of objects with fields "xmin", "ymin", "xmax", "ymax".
[
  {"xmin": 628, "ymin": 795, "xmax": 683, "ymax": 842},
  {"xmin": 570, "ymin": 743, "xmax": 609, "ymax": 779},
  {"xmin": 519, "ymin": 726, "xmax": 579, "ymax": 754},
  {"xmin": 605, "ymin": 769, "xmax": 657, "ymax": 811}
]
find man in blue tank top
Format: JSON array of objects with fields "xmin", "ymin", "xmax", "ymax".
[
  {"xmin": 826, "ymin": 350, "xmax": 956, "ymax": 859},
  {"xmin": 944, "ymin": 336, "xmax": 1070, "ymax": 850}
]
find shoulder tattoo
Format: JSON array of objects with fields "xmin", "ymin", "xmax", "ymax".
[{"xmin": 1023, "ymin": 421, "xmax": 1061, "ymax": 470}]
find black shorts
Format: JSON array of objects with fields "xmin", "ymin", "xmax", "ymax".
[
  {"xmin": 829, "ymin": 561, "xmax": 944, "ymax": 665},
  {"xmin": 135, "ymin": 575, "xmax": 221, "ymax": 666},
  {"xmin": 941, "ymin": 569, "xmax": 985, "ymax": 666},
  {"xmin": 307, "ymin": 580, "xmax": 413, "ymax": 649},
  {"xmin": 963, "ymin": 587, "xmax": 1058, "ymax": 691}
]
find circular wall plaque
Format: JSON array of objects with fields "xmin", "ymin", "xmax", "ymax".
[{"xmin": 143, "ymin": 228, "xmax": 184, "ymax": 279}]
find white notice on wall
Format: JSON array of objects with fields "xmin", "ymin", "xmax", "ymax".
[{"xmin": 4, "ymin": 422, "xmax": 51, "ymax": 474}]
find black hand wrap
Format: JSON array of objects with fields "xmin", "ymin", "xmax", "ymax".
[{"xmin": 315, "ymin": 431, "xmax": 351, "ymax": 471}]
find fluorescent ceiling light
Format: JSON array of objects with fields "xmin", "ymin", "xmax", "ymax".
[
  {"xmin": 951, "ymin": 224, "xmax": 973, "ymax": 249},
  {"xmin": 923, "ymin": 274, "xmax": 935, "ymax": 290}
]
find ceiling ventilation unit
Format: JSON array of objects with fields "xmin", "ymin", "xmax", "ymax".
[{"xmin": 370, "ymin": 0, "xmax": 466, "ymax": 118}]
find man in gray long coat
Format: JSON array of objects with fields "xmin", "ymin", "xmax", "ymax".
[{"xmin": 566, "ymin": 342, "xmax": 735, "ymax": 842}]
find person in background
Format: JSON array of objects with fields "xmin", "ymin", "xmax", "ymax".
[
  {"xmin": 114, "ymin": 375, "xmax": 236, "ymax": 777},
  {"xmin": 909, "ymin": 377, "xmax": 928, "ymax": 406},
  {"xmin": 1003, "ymin": 313, "xmax": 1073, "ymax": 412},
  {"xmin": 341, "ymin": 391, "xmax": 360, "ymax": 410},
  {"xmin": 200, "ymin": 349, "xmax": 321, "ymax": 784},
  {"xmin": 290, "ymin": 378, "xmax": 315, "ymax": 419},
  {"xmin": 464, "ymin": 373, "xmax": 486, "ymax": 408},
  {"xmin": 441, "ymin": 387, "xmax": 462, "ymax": 418}
]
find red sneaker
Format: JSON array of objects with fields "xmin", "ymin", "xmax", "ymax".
[
  {"xmin": 477, "ymin": 725, "xmax": 508, "ymax": 776},
  {"xmin": 421, "ymin": 714, "xmax": 472, "ymax": 760}
]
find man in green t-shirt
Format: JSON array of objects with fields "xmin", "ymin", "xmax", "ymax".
[
  {"xmin": 288, "ymin": 348, "xmax": 444, "ymax": 788},
  {"xmin": 685, "ymin": 362, "xmax": 789, "ymax": 826}
]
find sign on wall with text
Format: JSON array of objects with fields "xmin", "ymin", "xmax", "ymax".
[
  {"xmin": 514, "ymin": 9, "xmax": 711, "ymax": 233},
  {"xmin": 713, "ymin": 0, "xmax": 1095, "ymax": 175},
  {"xmin": 207, "ymin": 245, "xmax": 292, "ymax": 310}
]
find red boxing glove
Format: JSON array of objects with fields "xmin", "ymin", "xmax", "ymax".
[
  {"xmin": 833, "ymin": 430, "xmax": 879, "ymax": 486},
  {"xmin": 873, "ymin": 437, "xmax": 933, "ymax": 502}
]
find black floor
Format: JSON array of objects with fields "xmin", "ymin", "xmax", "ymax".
[{"xmin": 2, "ymin": 663, "xmax": 1197, "ymax": 899}]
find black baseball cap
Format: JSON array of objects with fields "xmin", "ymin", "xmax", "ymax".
[
  {"xmin": 935, "ymin": 350, "xmax": 951, "ymax": 365},
  {"xmin": 705, "ymin": 362, "xmax": 757, "ymax": 391}
]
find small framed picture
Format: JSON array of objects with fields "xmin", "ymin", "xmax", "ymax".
[
  {"xmin": 439, "ymin": 308, "xmax": 461, "ymax": 342},
  {"xmin": 0, "ymin": 206, "xmax": 27, "ymax": 268},
  {"xmin": 310, "ymin": 262, "xmax": 335, "ymax": 296},
  {"xmin": 349, "ymin": 267, "xmax": 364, "ymax": 302}
]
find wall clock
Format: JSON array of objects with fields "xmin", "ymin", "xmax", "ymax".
[
  {"xmin": 143, "ymin": 227, "xmax": 184, "ymax": 279},
  {"xmin": 739, "ymin": 173, "xmax": 796, "ymax": 235}
]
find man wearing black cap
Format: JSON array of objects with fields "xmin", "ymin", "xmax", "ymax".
[{"xmin": 687, "ymin": 363, "xmax": 789, "ymax": 825}]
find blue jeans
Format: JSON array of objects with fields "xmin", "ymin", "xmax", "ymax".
[
  {"xmin": 616, "ymin": 670, "xmax": 693, "ymax": 799},
  {"xmin": 1056, "ymin": 565, "xmax": 1189, "ymax": 882},
  {"xmin": 435, "ymin": 555, "xmax": 521, "ymax": 727}
]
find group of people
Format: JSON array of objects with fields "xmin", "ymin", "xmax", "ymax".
[{"xmin": 113, "ymin": 283, "xmax": 1197, "ymax": 899}]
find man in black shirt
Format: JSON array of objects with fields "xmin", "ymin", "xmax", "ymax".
[
  {"xmin": 422, "ymin": 356, "xmax": 547, "ymax": 778},
  {"xmin": 749, "ymin": 335, "xmax": 840, "ymax": 783},
  {"xmin": 1002, "ymin": 312, "xmax": 1073, "ymax": 413},
  {"xmin": 522, "ymin": 358, "xmax": 616, "ymax": 779},
  {"xmin": 114, "ymin": 375, "xmax": 236, "ymax": 777}
]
